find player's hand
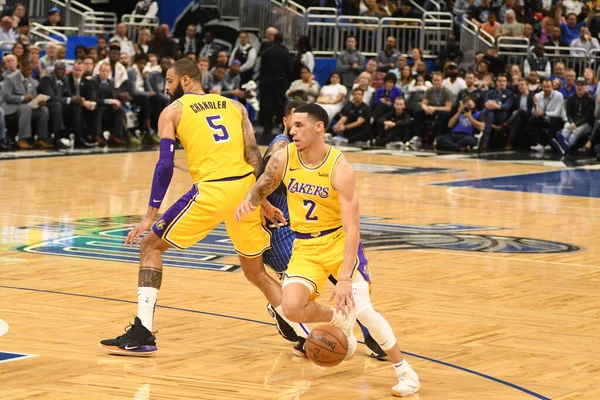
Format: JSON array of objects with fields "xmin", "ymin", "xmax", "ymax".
[
  {"xmin": 125, "ymin": 218, "xmax": 153, "ymax": 247},
  {"xmin": 260, "ymin": 200, "xmax": 287, "ymax": 228},
  {"xmin": 329, "ymin": 279, "xmax": 355, "ymax": 315},
  {"xmin": 235, "ymin": 200, "xmax": 256, "ymax": 222}
]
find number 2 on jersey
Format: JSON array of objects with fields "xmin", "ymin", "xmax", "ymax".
[
  {"xmin": 206, "ymin": 115, "xmax": 230, "ymax": 142},
  {"xmin": 303, "ymin": 199, "xmax": 318, "ymax": 221}
]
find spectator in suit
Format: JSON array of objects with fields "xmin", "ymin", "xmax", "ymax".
[
  {"xmin": 481, "ymin": 73, "xmax": 514, "ymax": 148},
  {"xmin": 229, "ymin": 31, "xmax": 257, "ymax": 85},
  {"xmin": 38, "ymin": 62, "xmax": 89, "ymax": 147},
  {"xmin": 375, "ymin": 97, "xmax": 413, "ymax": 148},
  {"xmin": 198, "ymin": 31, "xmax": 223, "ymax": 68},
  {"xmin": 126, "ymin": 53, "xmax": 159, "ymax": 142},
  {"xmin": 554, "ymin": 76, "xmax": 595, "ymax": 154},
  {"xmin": 110, "ymin": 22, "xmax": 135, "ymax": 58},
  {"xmin": 179, "ymin": 24, "xmax": 201, "ymax": 58},
  {"xmin": 436, "ymin": 96, "xmax": 484, "ymax": 152},
  {"xmin": 82, "ymin": 56, "xmax": 95, "ymax": 77},
  {"xmin": 146, "ymin": 57, "xmax": 172, "ymax": 127},
  {"xmin": 93, "ymin": 63, "xmax": 126, "ymax": 145},
  {"xmin": 148, "ymin": 24, "xmax": 179, "ymax": 60},
  {"xmin": 42, "ymin": 7, "xmax": 63, "ymax": 27},
  {"xmin": 523, "ymin": 44, "xmax": 551, "ymax": 79},
  {"xmin": 259, "ymin": 33, "xmax": 291, "ymax": 136},
  {"xmin": 529, "ymin": 78, "xmax": 565, "ymax": 153},
  {"xmin": 506, "ymin": 78, "xmax": 535, "ymax": 150},
  {"xmin": 336, "ymin": 35, "xmax": 365, "ymax": 89},
  {"xmin": 259, "ymin": 27, "xmax": 278, "ymax": 55},
  {"xmin": 2, "ymin": 59, "xmax": 52, "ymax": 149},
  {"xmin": 66, "ymin": 61, "xmax": 100, "ymax": 145},
  {"xmin": 332, "ymin": 87, "xmax": 371, "ymax": 144},
  {"xmin": 93, "ymin": 43, "xmax": 128, "ymax": 91}
]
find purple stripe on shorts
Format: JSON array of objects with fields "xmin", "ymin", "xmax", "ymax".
[
  {"xmin": 356, "ymin": 242, "xmax": 371, "ymax": 283},
  {"xmin": 152, "ymin": 184, "xmax": 199, "ymax": 241}
]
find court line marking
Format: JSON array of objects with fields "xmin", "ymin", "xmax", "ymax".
[
  {"xmin": 0, "ymin": 318, "xmax": 8, "ymax": 337},
  {"xmin": 445, "ymin": 187, "xmax": 600, "ymax": 211},
  {"xmin": 0, "ymin": 284, "xmax": 550, "ymax": 400}
]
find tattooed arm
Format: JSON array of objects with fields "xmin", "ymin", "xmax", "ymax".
[
  {"xmin": 232, "ymin": 99, "xmax": 262, "ymax": 177},
  {"xmin": 235, "ymin": 148, "xmax": 287, "ymax": 221}
]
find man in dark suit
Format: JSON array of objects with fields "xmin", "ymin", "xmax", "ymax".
[
  {"xmin": 1, "ymin": 59, "xmax": 52, "ymax": 149},
  {"xmin": 198, "ymin": 31, "xmax": 224, "ymax": 68},
  {"xmin": 66, "ymin": 61, "xmax": 101, "ymax": 145},
  {"xmin": 178, "ymin": 24, "xmax": 202, "ymax": 58},
  {"xmin": 93, "ymin": 63, "xmax": 126, "ymax": 145},
  {"xmin": 506, "ymin": 78, "xmax": 534, "ymax": 150},
  {"xmin": 259, "ymin": 33, "xmax": 292, "ymax": 137},
  {"xmin": 146, "ymin": 57, "xmax": 172, "ymax": 128},
  {"xmin": 38, "ymin": 62, "xmax": 92, "ymax": 147},
  {"xmin": 148, "ymin": 24, "xmax": 180, "ymax": 60}
]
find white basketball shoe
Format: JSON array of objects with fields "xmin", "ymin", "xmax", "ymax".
[{"xmin": 391, "ymin": 362, "xmax": 420, "ymax": 397}]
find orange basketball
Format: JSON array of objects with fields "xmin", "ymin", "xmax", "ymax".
[{"xmin": 305, "ymin": 324, "xmax": 348, "ymax": 367}]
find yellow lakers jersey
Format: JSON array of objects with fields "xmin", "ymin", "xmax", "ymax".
[
  {"xmin": 282, "ymin": 143, "xmax": 343, "ymax": 234},
  {"xmin": 175, "ymin": 93, "xmax": 254, "ymax": 183}
]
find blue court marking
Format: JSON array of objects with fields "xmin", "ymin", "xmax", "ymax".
[
  {"xmin": 432, "ymin": 169, "xmax": 600, "ymax": 199},
  {"xmin": 0, "ymin": 352, "xmax": 32, "ymax": 364},
  {"xmin": 0, "ymin": 284, "xmax": 550, "ymax": 400}
]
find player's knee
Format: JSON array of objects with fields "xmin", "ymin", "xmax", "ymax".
[
  {"xmin": 281, "ymin": 294, "xmax": 304, "ymax": 323},
  {"xmin": 139, "ymin": 234, "xmax": 162, "ymax": 257}
]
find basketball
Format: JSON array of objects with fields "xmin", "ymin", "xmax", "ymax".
[{"xmin": 305, "ymin": 324, "xmax": 348, "ymax": 367}]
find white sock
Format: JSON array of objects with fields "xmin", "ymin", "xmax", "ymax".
[
  {"xmin": 394, "ymin": 359, "xmax": 408, "ymax": 376},
  {"xmin": 137, "ymin": 287, "xmax": 159, "ymax": 331},
  {"xmin": 275, "ymin": 305, "xmax": 309, "ymax": 339}
]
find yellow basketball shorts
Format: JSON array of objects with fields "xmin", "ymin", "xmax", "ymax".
[
  {"xmin": 283, "ymin": 227, "xmax": 370, "ymax": 299},
  {"xmin": 152, "ymin": 174, "xmax": 271, "ymax": 257}
]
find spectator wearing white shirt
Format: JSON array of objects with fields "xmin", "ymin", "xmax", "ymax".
[
  {"xmin": 110, "ymin": 23, "xmax": 135, "ymax": 57},
  {"xmin": 0, "ymin": 16, "xmax": 18, "ymax": 50},
  {"xmin": 229, "ymin": 31, "xmax": 257, "ymax": 85},
  {"xmin": 570, "ymin": 26, "xmax": 600, "ymax": 56},
  {"xmin": 442, "ymin": 62, "xmax": 467, "ymax": 99}
]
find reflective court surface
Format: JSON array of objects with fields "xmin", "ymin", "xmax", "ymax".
[{"xmin": 0, "ymin": 149, "xmax": 599, "ymax": 400}]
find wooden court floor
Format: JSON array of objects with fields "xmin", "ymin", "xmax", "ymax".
[{"xmin": 0, "ymin": 150, "xmax": 598, "ymax": 399}]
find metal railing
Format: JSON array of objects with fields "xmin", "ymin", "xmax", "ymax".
[
  {"xmin": 49, "ymin": 0, "xmax": 93, "ymax": 31},
  {"xmin": 545, "ymin": 46, "xmax": 588, "ymax": 75},
  {"xmin": 83, "ymin": 11, "xmax": 117, "ymax": 37},
  {"xmin": 306, "ymin": 7, "xmax": 338, "ymax": 56},
  {"xmin": 30, "ymin": 22, "xmax": 68, "ymax": 44},
  {"xmin": 336, "ymin": 15, "xmax": 380, "ymax": 57},
  {"xmin": 121, "ymin": 14, "xmax": 159, "ymax": 44},
  {"xmin": 281, "ymin": 0, "xmax": 307, "ymax": 49},
  {"xmin": 496, "ymin": 37, "xmax": 530, "ymax": 67},
  {"xmin": 379, "ymin": 17, "xmax": 422, "ymax": 55},
  {"xmin": 421, "ymin": 11, "xmax": 453, "ymax": 56}
]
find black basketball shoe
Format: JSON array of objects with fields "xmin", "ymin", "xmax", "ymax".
[
  {"xmin": 292, "ymin": 337, "xmax": 307, "ymax": 358},
  {"xmin": 364, "ymin": 335, "xmax": 388, "ymax": 361},
  {"xmin": 267, "ymin": 303, "xmax": 298, "ymax": 343},
  {"xmin": 99, "ymin": 317, "xmax": 157, "ymax": 356}
]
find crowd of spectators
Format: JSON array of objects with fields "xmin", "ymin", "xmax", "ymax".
[{"xmin": 2, "ymin": 0, "xmax": 600, "ymax": 159}]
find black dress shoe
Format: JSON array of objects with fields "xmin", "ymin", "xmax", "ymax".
[
  {"xmin": 0, "ymin": 139, "xmax": 12, "ymax": 151},
  {"xmin": 74, "ymin": 137, "xmax": 98, "ymax": 149}
]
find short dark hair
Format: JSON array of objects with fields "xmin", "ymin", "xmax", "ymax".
[
  {"xmin": 384, "ymin": 73, "xmax": 397, "ymax": 84},
  {"xmin": 274, "ymin": 33, "xmax": 283, "ymax": 44},
  {"xmin": 293, "ymin": 103, "xmax": 329, "ymax": 129},
  {"xmin": 20, "ymin": 59, "xmax": 32, "ymax": 68},
  {"xmin": 170, "ymin": 59, "xmax": 202, "ymax": 82},
  {"xmin": 496, "ymin": 73, "xmax": 508, "ymax": 80},
  {"xmin": 75, "ymin": 44, "xmax": 88, "ymax": 54},
  {"xmin": 134, "ymin": 53, "xmax": 149, "ymax": 63},
  {"xmin": 285, "ymin": 100, "xmax": 305, "ymax": 117},
  {"xmin": 352, "ymin": 87, "xmax": 364, "ymax": 94}
]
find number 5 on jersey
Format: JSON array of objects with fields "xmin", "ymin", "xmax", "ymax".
[{"xmin": 206, "ymin": 115, "xmax": 230, "ymax": 143}]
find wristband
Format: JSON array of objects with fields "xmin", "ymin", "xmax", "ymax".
[{"xmin": 148, "ymin": 138, "xmax": 175, "ymax": 208}]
